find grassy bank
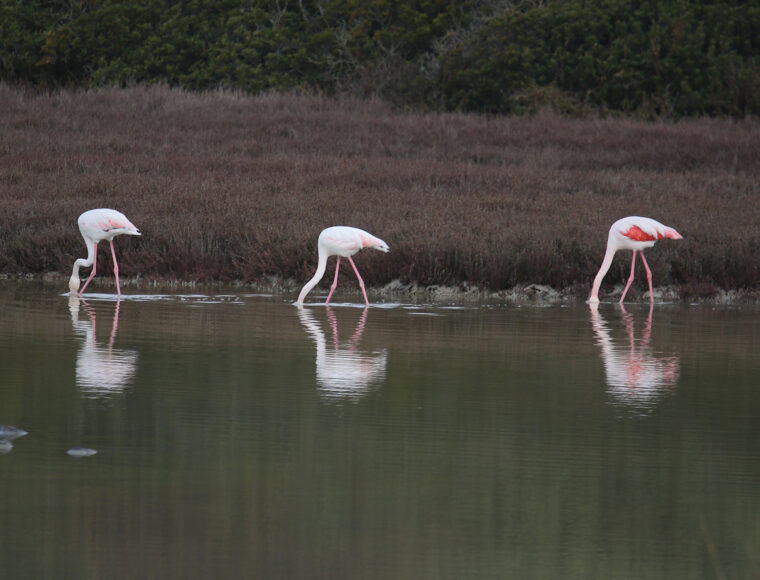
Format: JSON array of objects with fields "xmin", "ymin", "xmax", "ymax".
[{"xmin": 1, "ymin": 85, "xmax": 758, "ymax": 301}]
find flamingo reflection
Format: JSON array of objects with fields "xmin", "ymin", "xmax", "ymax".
[
  {"xmin": 297, "ymin": 306, "xmax": 387, "ymax": 403},
  {"xmin": 69, "ymin": 295, "xmax": 138, "ymax": 398},
  {"xmin": 590, "ymin": 303, "xmax": 679, "ymax": 412}
]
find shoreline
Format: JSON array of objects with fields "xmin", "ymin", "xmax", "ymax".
[{"xmin": 3, "ymin": 272, "xmax": 758, "ymax": 305}]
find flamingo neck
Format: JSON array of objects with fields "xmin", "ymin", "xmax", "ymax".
[
  {"xmin": 69, "ymin": 270, "xmax": 82, "ymax": 293},
  {"xmin": 590, "ymin": 243, "xmax": 617, "ymax": 302},
  {"xmin": 70, "ymin": 238, "xmax": 96, "ymax": 293},
  {"xmin": 296, "ymin": 250, "xmax": 328, "ymax": 306}
]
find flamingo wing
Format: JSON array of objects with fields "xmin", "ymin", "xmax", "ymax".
[
  {"xmin": 619, "ymin": 218, "xmax": 681, "ymax": 242},
  {"xmin": 621, "ymin": 224, "xmax": 659, "ymax": 242},
  {"xmin": 80, "ymin": 209, "xmax": 139, "ymax": 235},
  {"xmin": 321, "ymin": 230, "xmax": 363, "ymax": 254},
  {"xmin": 95, "ymin": 215, "xmax": 136, "ymax": 233}
]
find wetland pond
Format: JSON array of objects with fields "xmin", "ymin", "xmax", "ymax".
[{"xmin": 0, "ymin": 283, "xmax": 758, "ymax": 579}]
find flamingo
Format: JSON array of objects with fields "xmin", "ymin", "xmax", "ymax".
[
  {"xmin": 296, "ymin": 226, "xmax": 389, "ymax": 307},
  {"xmin": 589, "ymin": 216, "xmax": 682, "ymax": 304},
  {"xmin": 69, "ymin": 208, "xmax": 141, "ymax": 297}
]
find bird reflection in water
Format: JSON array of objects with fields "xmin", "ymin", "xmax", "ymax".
[
  {"xmin": 590, "ymin": 303, "xmax": 679, "ymax": 413},
  {"xmin": 69, "ymin": 295, "xmax": 138, "ymax": 398},
  {"xmin": 297, "ymin": 306, "xmax": 388, "ymax": 403}
]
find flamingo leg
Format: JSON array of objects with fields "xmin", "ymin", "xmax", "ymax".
[
  {"xmin": 347, "ymin": 256, "xmax": 369, "ymax": 307},
  {"xmin": 639, "ymin": 252, "xmax": 654, "ymax": 303},
  {"xmin": 110, "ymin": 240, "xmax": 121, "ymax": 297},
  {"xmin": 79, "ymin": 243, "xmax": 99, "ymax": 295},
  {"xmin": 619, "ymin": 250, "xmax": 638, "ymax": 304},
  {"xmin": 325, "ymin": 257, "xmax": 342, "ymax": 305}
]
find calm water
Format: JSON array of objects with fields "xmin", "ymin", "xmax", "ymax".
[{"xmin": 0, "ymin": 283, "xmax": 758, "ymax": 579}]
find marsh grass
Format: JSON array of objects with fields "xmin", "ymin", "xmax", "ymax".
[{"xmin": 1, "ymin": 85, "xmax": 758, "ymax": 299}]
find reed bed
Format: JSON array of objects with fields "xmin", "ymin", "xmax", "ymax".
[{"xmin": 1, "ymin": 84, "xmax": 758, "ymax": 299}]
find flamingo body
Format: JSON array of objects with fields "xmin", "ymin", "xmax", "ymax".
[
  {"xmin": 589, "ymin": 216, "xmax": 682, "ymax": 304},
  {"xmin": 69, "ymin": 208, "xmax": 140, "ymax": 296},
  {"xmin": 296, "ymin": 226, "xmax": 389, "ymax": 306}
]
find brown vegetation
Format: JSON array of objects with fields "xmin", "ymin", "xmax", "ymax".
[{"xmin": 1, "ymin": 84, "xmax": 758, "ymax": 299}]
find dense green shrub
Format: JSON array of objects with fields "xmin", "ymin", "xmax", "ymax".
[
  {"xmin": 1, "ymin": 0, "xmax": 758, "ymax": 118},
  {"xmin": 0, "ymin": 0, "xmax": 461, "ymax": 91},
  {"xmin": 438, "ymin": 0, "xmax": 760, "ymax": 117}
]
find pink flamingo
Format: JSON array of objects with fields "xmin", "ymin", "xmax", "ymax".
[
  {"xmin": 589, "ymin": 216, "xmax": 682, "ymax": 304},
  {"xmin": 69, "ymin": 208, "xmax": 141, "ymax": 297},
  {"xmin": 296, "ymin": 226, "xmax": 389, "ymax": 307}
]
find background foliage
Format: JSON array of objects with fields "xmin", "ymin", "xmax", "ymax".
[{"xmin": 1, "ymin": 0, "xmax": 758, "ymax": 118}]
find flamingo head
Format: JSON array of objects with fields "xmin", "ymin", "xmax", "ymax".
[
  {"xmin": 69, "ymin": 274, "xmax": 81, "ymax": 294},
  {"xmin": 373, "ymin": 241, "xmax": 390, "ymax": 253},
  {"xmin": 665, "ymin": 228, "xmax": 683, "ymax": 240}
]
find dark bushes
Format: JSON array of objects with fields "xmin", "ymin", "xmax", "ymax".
[{"xmin": 1, "ymin": 0, "xmax": 758, "ymax": 118}]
